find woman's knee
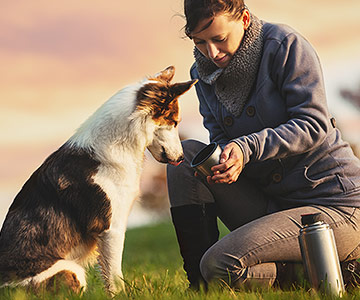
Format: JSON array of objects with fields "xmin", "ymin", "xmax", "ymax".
[
  {"xmin": 200, "ymin": 247, "xmax": 277, "ymax": 288},
  {"xmin": 199, "ymin": 248, "xmax": 219, "ymax": 283},
  {"xmin": 199, "ymin": 245, "xmax": 243, "ymax": 284}
]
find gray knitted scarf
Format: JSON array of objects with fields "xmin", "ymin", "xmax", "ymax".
[{"xmin": 194, "ymin": 14, "xmax": 264, "ymax": 117}]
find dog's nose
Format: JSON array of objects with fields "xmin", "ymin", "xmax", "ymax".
[
  {"xmin": 170, "ymin": 154, "xmax": 184, "ymax": 166},
  {"xmin": 177, "ymin": 154, "xmax": 184, "ymax": 163}
]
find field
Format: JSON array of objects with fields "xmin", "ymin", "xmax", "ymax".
[{"xmin": 0, "ymin": 220, "xmax": 359, "ymax": 300}]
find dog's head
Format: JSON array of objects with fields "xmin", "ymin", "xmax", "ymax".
[{"xmin": 136, "ymin": 66, "xmax": 197, "ymax": 165}]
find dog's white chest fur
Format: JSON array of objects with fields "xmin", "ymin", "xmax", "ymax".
[{"xmin": 92, "ymin": 162, "xmax": 141, "ymax": 229}]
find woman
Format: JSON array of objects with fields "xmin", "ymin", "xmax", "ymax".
[{"xmin": 167, "ymin": 0, "xmax": 360, "ymax": 290}]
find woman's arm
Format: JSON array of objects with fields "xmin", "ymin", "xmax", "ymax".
[{"xmin": 233, "ymin": 32, "xmax": 330, "ymax": 166}]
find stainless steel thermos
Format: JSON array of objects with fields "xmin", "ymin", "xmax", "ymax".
[{"xmin": 299, "ymin": 213, "xmax": 345, "ymax": 296}]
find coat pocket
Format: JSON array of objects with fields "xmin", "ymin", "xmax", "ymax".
[
  {"xmin": 278, "ymin": 166, "xmax": 346, "ymax": 199},
  {"xmin": 303, "ymin": 166, "xmax": 347, "ymax": 195}
]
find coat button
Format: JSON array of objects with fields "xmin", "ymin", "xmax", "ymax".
[
  {"xmin": 246, "ymin": 106, "xmax": 256, "ymax": 117},
  {"xmin": 224, "ymin": 116, "xmax": 234, "ymax": 127},
  {"xmin": 272, "ymin": 173, "xmax": 282, "ymax": 183}
]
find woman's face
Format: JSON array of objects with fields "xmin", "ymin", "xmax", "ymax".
[{"xmin": 190, "ymin": 11, "xmax": 250, "ymax": 68}]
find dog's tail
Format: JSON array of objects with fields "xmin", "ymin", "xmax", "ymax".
[{"xmin": 1, "ymin": 260, "xmax": 86, "ymax": 293}]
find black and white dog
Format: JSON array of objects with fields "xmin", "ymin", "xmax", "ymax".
[{"xmin": 0, "ymin": 66, "xmax": 196, "ymax": 293}]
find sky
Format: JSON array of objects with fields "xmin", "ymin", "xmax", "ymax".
[{"xmin": 1, "ymin": 0, "xmax": 360, "ymax": 224}]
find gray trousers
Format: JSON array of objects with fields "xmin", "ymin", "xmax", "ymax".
[{"xmin": 167, "ymin": 139, "xmax": 360, "ymax": 287}]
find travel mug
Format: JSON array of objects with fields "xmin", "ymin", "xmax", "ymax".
[
  {"xmin": 190, "ymin": 142, "xmax": 222, "ymax": 177},
  {"xmin": 298, "ymin": 213, "xmax": 345, "ymax": 296}
]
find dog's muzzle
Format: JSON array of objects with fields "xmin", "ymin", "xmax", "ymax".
[{"xmin": 161, "ymin": 147, "xmax": 184, "ymax": 166}]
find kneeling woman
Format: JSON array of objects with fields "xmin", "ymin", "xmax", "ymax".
[{"xmin": 167, "ymin": 0, "xmax": 360, "ymax": 290}]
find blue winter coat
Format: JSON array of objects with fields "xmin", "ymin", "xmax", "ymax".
[{"xmin": 190, "ymin": 21, "xmax": 360, "ymax": 207}]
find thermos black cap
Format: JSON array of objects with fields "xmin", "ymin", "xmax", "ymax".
[{"xmin": 301, "ymin": 213, "xmax": 323, "ymax": 226}]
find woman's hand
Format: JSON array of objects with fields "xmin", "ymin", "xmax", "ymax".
[{"xmin": 207, "ymin": 142, "xmax": 244, "ymax": 185}]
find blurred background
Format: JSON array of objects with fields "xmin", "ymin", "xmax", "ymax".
[{"xmin": 1, "ymin": 0, "xmax": 360, "ymax": 228}]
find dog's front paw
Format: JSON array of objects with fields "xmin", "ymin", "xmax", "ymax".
[{"xmin": 108, "ymin": 275, "xmax": 125, "ymax": 295}]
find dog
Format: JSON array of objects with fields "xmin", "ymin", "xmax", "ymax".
[{"xmin": 0, "ymin": 66, "xmax": 196, "ymax": 293}]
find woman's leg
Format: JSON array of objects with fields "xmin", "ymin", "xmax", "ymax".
[
  {"xmin": 200, "ymin": 205, "xmax": 360, "ymax": 289},
  {"xmin": 167, "ymin": 139, "xmax": 217, "ymax": 288},
  {"xmin": 167, "ymin": 139, "xmax": 271, "ymax": 287}
]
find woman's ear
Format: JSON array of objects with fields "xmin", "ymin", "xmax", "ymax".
[{"xmin": 242, "ymin": 9, "xmax": 251, "ymax": 30}]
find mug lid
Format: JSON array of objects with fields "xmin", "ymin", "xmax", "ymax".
[{"xmin": 301, "ymin": 213, "xmax": 323, "ymax": 226}]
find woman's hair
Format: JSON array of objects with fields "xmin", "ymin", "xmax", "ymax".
[{"xmin": 184, "ymin": 0, "xmax": 246, "ymax": 38}]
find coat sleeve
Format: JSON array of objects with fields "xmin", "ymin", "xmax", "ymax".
[
  {"xmin": 232, "ymin": 32, "xmax": 331, "ymax": 165},
  {"xmin": 191, "ymin": 66, "xmax": 229, "ymax": 147}
]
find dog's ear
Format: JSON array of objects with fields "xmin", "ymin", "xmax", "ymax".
[
  {"xmin": 170, "ymin": 79, "xmax": 198, "ymax": 98},
  {"xmin": 152, "ymin": 66, "xmax": 175, "ymax": 83},
  {"xmin": 136, "ymin": 78, "xmax": 197, "ymax": 117}
]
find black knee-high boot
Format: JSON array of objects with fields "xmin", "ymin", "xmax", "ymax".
[{"xmin": 170, "ymin": 203, "xmax": 219, "ymax": 289}]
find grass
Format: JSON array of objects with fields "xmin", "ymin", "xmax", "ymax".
[{"xmin": 0, "ymin": 219, "xmax": 359, "ymax": 299}]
